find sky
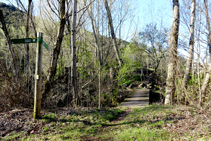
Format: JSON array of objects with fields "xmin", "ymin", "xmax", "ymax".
[
  {"xmin": 0, "ymin": 0, "xmax": 173, "ymax": 29},
  {"xmin": 0, "ymin": 0, "xmax": 191, "ymax": 57},
  {"xmin": 0, "ymin": 0, "xmax": 174, "ymax": 35},
  {"xmin": 0, "ymin": 0, "xmax": 175, "ymax": 40},
  {"xmin": 136, "ymin": 0, "xmax": 172, "ymax": 27},
  {"xmin": 120, "ymin": 0, "xmax": 173, "ymax": 41}
]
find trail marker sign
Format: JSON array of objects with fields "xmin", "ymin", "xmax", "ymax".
[
  {"xmin": 11, "ymin": 38, "xmax": 37, "ymax": 44},
  {"xmin": 43, "ymin": 41, "xmax": 49, "ymax": 50},
  {"xmin": 11, "ymin": 32, "xmax": 47, "ymax": 119},
  {"xmin": 11, "ymin": 38, "xmax": 49, "ymax": 51}
]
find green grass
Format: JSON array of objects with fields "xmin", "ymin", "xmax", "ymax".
[
  {"xmin": 113, "ymin": 127, "xmax": 168, "ymax": 140},
  {"xmin": 3, "ymin": 131, "xmax": 25, "ymax": 141},
  {"xmin": 2, "ymin": 105, "xmax": 211, "ymax": 141}
]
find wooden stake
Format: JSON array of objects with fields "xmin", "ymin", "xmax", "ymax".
[{"xmin": 33, "ymin": 32, "xmax": 43, "ymax": 119}]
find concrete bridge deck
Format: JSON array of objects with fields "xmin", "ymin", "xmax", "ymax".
[{"xmin": 119, "ymin": 88, "xmax": 149, "ymax": 107}]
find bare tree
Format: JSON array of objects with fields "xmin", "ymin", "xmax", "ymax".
[
  {"xmin": 42, "ymin": 0, "xmax": 66, "ymax": 99},
  {"xmin": 139, "ymin": 23, "xmax": 168, "ymax": 74},
  {"xmin": 103, "ymin": 0, "xmax": 122, "ymax": 68},
  {"xmin": 183, "ymin": 0, "xmax": 196, "ymax": 89},
  {"xmin": 165, "ymin": 0, "xmax": 180, "ymax": 105},
  {"xmin": 25, "ymin": 0, "xmax": 32, "ymax": 76},
  {"xmin": 71, "ymin": 0, "xmax": 78, "ymax": 106},
  {"xmin": 200, "ymin": 0, "xmax": 211, "ymax": 102},
  {"xmin": 85, "ymin": 0, "xmax": 103, "ymax": 109},
  {"xmin": 17, "ymin": 0, "xmax": 33, "ymax": 76}
]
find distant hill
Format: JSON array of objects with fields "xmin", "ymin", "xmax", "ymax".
[
  {"xmin": 0, "ymin": 2, "xmax": 24, "ymax": 26},
  {"xmin": 0, "ymin": 2, "xmax": 20, "ymax": 12}
]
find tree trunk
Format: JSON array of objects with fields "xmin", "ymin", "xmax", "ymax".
[
  {"xmin": 184, "ymin": 0, "xmax": 196, "ymax": 89},
  {"xmin": 71, "ymin": 0, "xmax": 78, "ymax": 106},
  {"xmin": 42, "ymin": 0, "xmax": 66, "ymax": 99},
  {"xmin": 165, "ymin": 0, "xmax": 180, "ymax": 105},
  {"xmin": 86, "ymin": 0, "xmax": 102, "ymax": 109},
  {"xmin": 30, "ymin": 1, "xmax": 37, "ymax": 37},
  {"xmin": 25, "ymin": 0, "xmax": 32, "ymax": 79},
  {"xmin": 201, "ymin": 65, "xmax": 211, "ymax": 96},
  {"xmin": 0, "ymin": 10, "xmax": 19, "ymax": 77},
  {"xmin": 103, "ymin": 0, "xmax": 122, "ymax": 68},
  {"xmin": 197, "ymin": 1, "xmax": 202, "ymax": 108},
  {"xmin": 201, "ymin": 0, "xmax": 211, "ymax": 98}
]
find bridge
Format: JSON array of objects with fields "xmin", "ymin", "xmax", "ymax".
[{"xmin": 119, "ymin": 88, "xmax": 149, "ymax": 107}]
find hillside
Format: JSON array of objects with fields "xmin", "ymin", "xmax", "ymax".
[{"xmin": 0, "ymin": 2, "xmax": 25, "ymax": 26}]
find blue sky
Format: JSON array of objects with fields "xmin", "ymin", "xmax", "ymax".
[
  {"xmin": 0, "ymin": 0, "xmax": 173, "ymax": 33},
  {"xmin": 0, "ymin": 0, "xmax": 192, "ymax": 58},
  {"xmin": 0, "ymin": 0, "xmax": 177, "ymax": 45},
  {"xmin": 136, "ymin": 0, "xmax": 172, "ymax": 25},
  {"xmin": 118, "ymin": 0, "xmax": 173, "ymax": 42},
  {"xmin": 0, "ymin": 0, "xmax": 173, "ymax": 28}
]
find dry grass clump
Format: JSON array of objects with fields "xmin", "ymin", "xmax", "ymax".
[
  {"xmin": 0, "ymin": 78, "xmax": 29, "ymax": 106},
  {"xmin": 163, "ymin": 105, "xmax": 211, "ymax": 139},
  {"xmin": 0, "ymin": 62, "xmax": 32, "ymax": 111}
]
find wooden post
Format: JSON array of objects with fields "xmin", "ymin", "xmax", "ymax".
[{"xmin": 33, "ymin": 32, "xmax": 43, "ymax": 119}]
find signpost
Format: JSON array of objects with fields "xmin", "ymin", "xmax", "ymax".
[
  {"xmin": 11, "ymin": 38, "xmax": 49, "ymax": 51},
  {"xmin": 11, "ymin": 32, "xmax": 49, "ymax": 119},
  {"xmin": 11, "ymin": 38, "xmax": 37, "ymax": 44}
]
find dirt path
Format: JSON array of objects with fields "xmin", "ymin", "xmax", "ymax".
[{"xmin": 119, "ymin": 88, "xmax": 149, "ymax": 108}]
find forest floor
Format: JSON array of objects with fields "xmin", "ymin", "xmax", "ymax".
[{"xmin": 1, "ymin": 90, "xmax": 211, "ymax": 140}]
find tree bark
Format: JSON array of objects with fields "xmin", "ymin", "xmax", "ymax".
[
  {"xmin": 0, "ymin": 10, "xmax": 19, "ymax": 77},
  {"xmin": 25, "ymin": 0, "xmax": 32, "ymax": 76},
  {"xmin": 165, "ymin": 0, "xmax": 180, "ymax": 105},
  {"xmin": 197, "ymin": 1, "xmax": 202, "ymax": 108},
  {"xmin": 71, "ymin": 0, "xmax": 78, "ymax": 106},
  {"xmin": 184, "ymin": 0, "xmax": 196, "ymax": 89},
  {"xmin": 103, "ymin": 0, "xmax": 122, "ymax": 68},
  {"xmin": 42, "ymin": 0, "xmax": 66, "ymax": 99},
  {"xmin": 200, "ymin": 0, "xmax": 211, "ymax": 98}
]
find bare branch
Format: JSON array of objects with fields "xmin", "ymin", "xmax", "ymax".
[{"xmin": 46, "ymin": 0, "xmax": 60, "ymax": 19}]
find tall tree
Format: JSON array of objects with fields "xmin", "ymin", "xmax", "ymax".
[
  {"xmin": 183, "ymin": 0, "xmax": 196, "ymax": 89},
  {"xmin": 17, "ymin": 0, "xmax": 33, "ymax": 75},
  {"xmin": 103, "ymin": 0, "xmax": 122, "ymax": 68},
  {"xmin": 25, "ymin": 0, "xmax": 32, "ymax": 80},
  {"xmin": 165, "ymin": 0, "xmax": 180, "ymax": 105},
  {"xmin": 71, "ymin": 0, "xmax": 78, "ymax": 106},
  {"xmin": 86, "ymin": 0, "xmax": 102, "ymax": 109},
  {"xmin": 197, "ymin": 0, "xmax": 202, "ymax": 108},
  {"xmin": 42, "ymin": 0, "xmax": 66, "ymax": 99},
  {"xmin": 201, "ymin": 0, "xmax": 211, "ymax": 99}
]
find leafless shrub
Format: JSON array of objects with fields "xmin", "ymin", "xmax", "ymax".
[{"xmin": 0, "ymin": 61, "xmax": 32, "ymax": 111}]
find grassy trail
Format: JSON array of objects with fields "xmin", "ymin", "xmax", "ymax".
[{"xmin": 1, "ymin": 104, "xmax": 211, "ymax": 140}]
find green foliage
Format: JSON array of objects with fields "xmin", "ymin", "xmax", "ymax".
[
  {"xmin": 56, "ymin": 53, "xmax": 66, "ymax": 77},
  {"xmin": 0, "ymin": 2, "xmax": 25, "ymax": 26},
  {"xmin": 117, "ymin": 45, "xmax": 136, "ymax": 86},
  {"xmin": 133, "ymin": 75, "xmax": 141, "ymax": 81},
  {"xmin": 77, "ymin": 41, "xmax": 93, "ymax": 80},
  {"xmin": 43, "ymin": 127, "xmax": 49, "ymax": 132},
  {"xmin": 42, "ymin": 113, "xmax": 57, "ymax": 122},
  {"xmin": 117, "ymin": 42, "xmax": 144, "ymax": 86},
  {"xmin": 188, "ymin": 74, "xmax": 200, "ymax": 85}
]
